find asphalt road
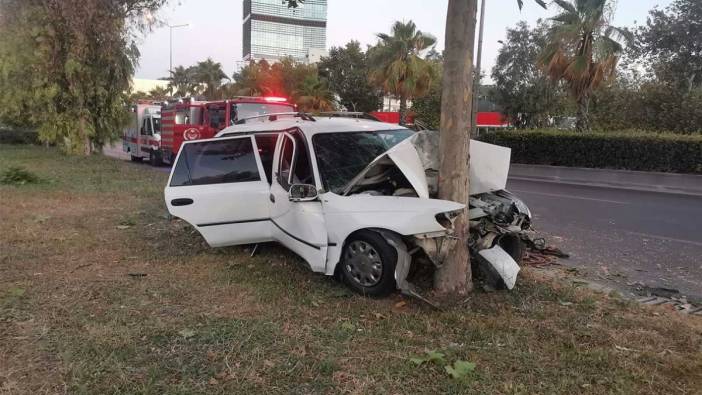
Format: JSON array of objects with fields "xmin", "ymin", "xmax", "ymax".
[{"xmin": 508, "ymin": 178, "xmax": 702, "ymax": 301}]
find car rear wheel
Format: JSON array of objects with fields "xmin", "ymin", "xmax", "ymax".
[{"xmin": 340, "ymin": 230, "xmax": 397, "ymax": 297}]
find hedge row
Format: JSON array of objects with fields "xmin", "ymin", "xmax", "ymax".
[
  {"xmin": 0, "ymin": 127, "xmax": 39, "ymax": 145},
  {"xmin": 479, "ymin": 129, "xmax": 702, "ymax": 174}
]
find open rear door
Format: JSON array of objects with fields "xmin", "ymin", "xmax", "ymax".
[{"xmin": 164, "ymin": 135, "xmax": 272, "ymax": 247}]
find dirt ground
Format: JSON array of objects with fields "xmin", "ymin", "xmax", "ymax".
[{"xmin": 1, "ymin": 144, "xmax": 701, "ymax": 394}]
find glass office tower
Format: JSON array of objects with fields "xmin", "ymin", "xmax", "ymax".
[{"xmin": 243, "ymin": 0, "xmax": 327, "ymax": 62}]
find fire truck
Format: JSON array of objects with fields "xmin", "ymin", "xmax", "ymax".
[
  {"xmin": 159, "ymin": 96, "xmax": 295, "ymax": 165},
  {"xmin": 123, "ymin": 102, "xmax": 163, "ymax": 165}
]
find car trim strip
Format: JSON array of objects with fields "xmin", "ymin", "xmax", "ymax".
[
  {"xmin": 196, "ymin": 218, "xmax": 326, "ymax": 250},
  {"xmin": 270, "ymin": 219, "xmax": 322, "ymax": 250},
  {"xmin": 196, "ymin": 218, "xmax": 269, "ymax": 227}
]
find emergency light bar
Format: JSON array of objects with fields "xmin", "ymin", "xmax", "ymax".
[{"xmin": 263, "ymin": 96, "xmax": 287, "ymax": 102}]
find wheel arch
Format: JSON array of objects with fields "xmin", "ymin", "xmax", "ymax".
[{"xmin": 329, "ymin": 227, "xmax": 405, "ymax": 277}]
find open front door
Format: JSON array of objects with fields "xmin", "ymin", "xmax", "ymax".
[
  {"xmin": 269, "ymin": 131, "xmax": 328, "ymax": 272},
  {"xmin": 164, "ymin": 135, "xmax": 272, "ymax": 247}
]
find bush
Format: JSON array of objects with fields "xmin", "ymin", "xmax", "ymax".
[
  {"xmin": 479, "ymin": 129, "xmax": 702, "ymax": 174},
  {"xmin": 0, "ymin": 127, "xmax": 39, "ymax": 144},
  {"xmin": 0, "ymin": 166, "xmax": 40, "ymax": 185}
]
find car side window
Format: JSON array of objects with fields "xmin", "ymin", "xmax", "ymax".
[
  {"xmin": 255, "ymin": 134, "xmax": 279, "ymax": 184},
  {"xmin": 277, "ymin": 132, "xmax": 314, "ymax": 191},
  {"xmin": 169, "ymin": 137, "xmax": 261, "ymax": 187},
  {"xmin": 278, "ymin": 135, "xmax": 295, "ymax": 191}
]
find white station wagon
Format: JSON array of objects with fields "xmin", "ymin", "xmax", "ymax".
[{"xmin": 165, "ymin": 115, "xmax": 533, "ymax": 296}]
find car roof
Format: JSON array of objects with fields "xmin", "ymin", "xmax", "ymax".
[{"xmin": 216, "ymin": 117, "xmax": 407, "ymax": 138}]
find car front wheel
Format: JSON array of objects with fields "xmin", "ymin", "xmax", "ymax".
[{"xmin": 340, "ymin": 230, "xmax": 397, "ymax": 297}]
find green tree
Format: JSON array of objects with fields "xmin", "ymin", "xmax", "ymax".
[
  {"xmin": 166, "ymin": 65, "xmax": 198, "ymax": 97},
  {"xmin": 634, "ymin": 0, "xmax": 702, "ymax": 93},
  {"xmin": 318, "ymin": 41, "xmax": 382, "ymax": 112},
  {"xmin": 538, "ymin": 0, "xmax": 632, "ymax": 132},
  {"xmin": 410, "ymin": 60, "xmax": 442, "ymax": 129},
  {"xmin": 367, "ymin": 21, "xmax": 436, "ymax": 125},
  {"xmin": 294, "ymin": 75, "xmax": 335, "ymax": 113},
  {"xmin": 193, "ymin": 58, "xmax": 229, "ymax": 100},
  {"xmin": 0, "ymin": 0, "xmax": 165, "ymax": 154},
  {"xmin": 232, "ymin": 60, "xmax": 271, "ymax": 96},
  {"xmin": 491, "ymin": 20, "xmax": 567, "ymax": 128}
]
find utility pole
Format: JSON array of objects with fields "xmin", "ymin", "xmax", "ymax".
[
  {"xmin": 168, "ymin": 23, "xmax": 189, "ymax": 83},
  {"xmin": 471, "ymin": 0, "xmax": 486, "ymax": 137}
]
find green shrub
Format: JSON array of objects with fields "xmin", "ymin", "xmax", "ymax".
[
  {"xmin": 479, "ymin": 129, "xmax": 702, "ymax": 174},
  {"xmin": 0, "ymin": 166, "xmax": 40, "ymax": 185}
]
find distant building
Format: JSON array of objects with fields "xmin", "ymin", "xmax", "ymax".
[
  {"xmin": 242, "ymin": 0, "xmax": 327, "ymax": 63},
  {"xmin": 131, "ymin": 78, "xmax": 168, "ymax": 93}
]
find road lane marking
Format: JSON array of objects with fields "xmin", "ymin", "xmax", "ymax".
[
  {"xmin": 624, "ymin": 231, "xmax": 702, "ymax": 247},
  {"xmin": 510, "ymin": 189, "xmax": 629, "ymax": 205}
]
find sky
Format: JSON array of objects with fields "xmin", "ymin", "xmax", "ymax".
[{"xmin": 135, "ymin": 0, "xmax": 673, "ymax": 83}]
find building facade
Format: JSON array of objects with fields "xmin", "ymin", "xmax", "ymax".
[{"xmin": 243, "ymin": 0, "xmax": 327, "ymax": 63}]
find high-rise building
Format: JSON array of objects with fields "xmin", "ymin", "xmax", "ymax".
[{"xmin": 243, "ymin": 0, "xmax": 327, "ymax": 63}]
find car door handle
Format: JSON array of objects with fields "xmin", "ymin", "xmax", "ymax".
[
  {"xmin": 171, "ymin": 198, "xmax": 193, "ymax": 206},
  {"xmin": 269, "ymin": 194, "xmax": 275, "ymax": 203}
]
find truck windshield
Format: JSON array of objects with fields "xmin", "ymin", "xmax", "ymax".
[
  {"xmin": 312, "ymin": 129, "xmax": 414, "ymax": 193},
  {"xmin": 152, "ymin": 118, "xmax": 161, "ymax": 133},
  {"xmin": 233, "ymin": 103, "xmax": 295, "ymax": 123}
]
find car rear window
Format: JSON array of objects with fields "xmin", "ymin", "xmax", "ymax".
[{"xmin": 170, "ymin": 137, "xmax": 260, "ymax": 186}]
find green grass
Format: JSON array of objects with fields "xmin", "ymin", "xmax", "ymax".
[{"xmin": 1, "ymin": 144, "xmax": 701, "ymax": 394}]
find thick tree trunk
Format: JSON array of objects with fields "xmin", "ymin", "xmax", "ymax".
[
  {"xmin": 435, "ymin": 0, "xmax": 477, "ymax": 296},
  {"xmin": 576, "ymin": 94, "xmax": 590, "ymax": 132},
  {"xmin": 399, "ymin": 95, "xmax": 407, "ymax": 125}
]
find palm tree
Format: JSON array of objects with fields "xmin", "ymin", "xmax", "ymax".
[
  {"xmin": 538, "ymin": 0, "xmax": 632, "ymax": 131},
  {"xmin": 232, "ymin": 60, "xmax": 274, "ymax": 96},
  {"xmin": 146, "ymin": 86, "xmax": 171, "ymax": 101},
  {"xmin": 192, "ymin": 58, "xmax": 230, "ymax": 100},
  {"xmin": 368, "ymin": 20, "xmax": 436, "ymax": 125},
  {"xmin": 294, "ymin": 75, "xmax": 335, "ymax": 113},
  {"xmin": 165, "ymin": 65, "xmax": 196, "ymax": 97}
]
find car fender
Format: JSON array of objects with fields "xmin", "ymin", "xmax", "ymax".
[{"xmin": 321, "ymin": 192, "xmax": 464, "ymax": 275}]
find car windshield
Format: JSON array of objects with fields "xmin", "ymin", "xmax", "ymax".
[
  {"xmin": 312, "ymin": 129, "xmax": 414, "ymax": 193},
  {"xmin": 233, "ymin": 103, "xmax": 295, "ymax": 123}
]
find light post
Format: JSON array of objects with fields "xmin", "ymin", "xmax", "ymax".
[
  {"xmin": 168, "ymin": 23, "xmax": 189, "ymax": 75},
  {"xmin": 471, "ymin": 0, "xmax": 486, "ymax": 137}
]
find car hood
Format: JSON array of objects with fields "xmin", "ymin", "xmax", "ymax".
[{"xmin": 342, "ymin": 130, "xmax": 512, "ymax": 199}]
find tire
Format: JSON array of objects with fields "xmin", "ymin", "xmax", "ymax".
[
  {"xmin": 149, "ymin": 150, "xmax": 162, "ymax": 167},
  {"xmin": 340, "ymin": 230, "xmax": 397, "ymax": 297}
]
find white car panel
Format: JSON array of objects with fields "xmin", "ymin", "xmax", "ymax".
[
  {"xmin": 164, "ymin": 135, "xmax": 273, "ymax": 247},
  {"xmin": 321, "ymin": 192, "xmax": 464, "ymax": 275}
]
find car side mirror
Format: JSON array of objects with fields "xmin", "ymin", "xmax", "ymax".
[{"xmin": 289, "ymin": 184, "xmax": 318, "ymax": 202}]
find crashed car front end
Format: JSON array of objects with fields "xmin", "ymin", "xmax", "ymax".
[{"xmin": 338, "ymin": 129, "xmax": 535, "ymax": 293}]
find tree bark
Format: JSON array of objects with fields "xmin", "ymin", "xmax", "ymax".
[
  {"xmin": 576, "ymin": 94, "xmax": 590, "ymax": 132},
  {"xmin": 399, "ymin": 95, "xmax": 407, "ymax": 125},
  {"xmin": 435, "ymin": 0, "xmax": 478, "ymax": 296}
]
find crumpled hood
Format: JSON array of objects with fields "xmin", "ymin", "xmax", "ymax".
[{"xmin": 342, "ymin": 130, "xmax": 512, "ymax": 198}]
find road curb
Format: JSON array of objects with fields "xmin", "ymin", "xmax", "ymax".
[{"xmin": 509, "ymin": 164, "xmax": 702, "ymax": 197}]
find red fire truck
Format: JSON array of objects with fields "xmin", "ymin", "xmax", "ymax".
[{"xmin": 154, "ymin": 96, "xmax": 295, "ymax": 165}]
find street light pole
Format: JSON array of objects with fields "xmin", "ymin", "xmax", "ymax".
[
  {"xmin": 471, "ymin": 0, "xmax": 486, "ymax": 137},
  {"xmin": 168, "ymin": 23, "xmax": 189, "ymax": 76}
]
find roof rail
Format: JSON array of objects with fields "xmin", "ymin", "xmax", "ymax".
[
  {"xmin": 234, "ymin": 112, "xmax": 316, "ymax": 125},
  {"xmin": 319, "ymin": 112, "xmax": 381, "ymax": 121}
]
